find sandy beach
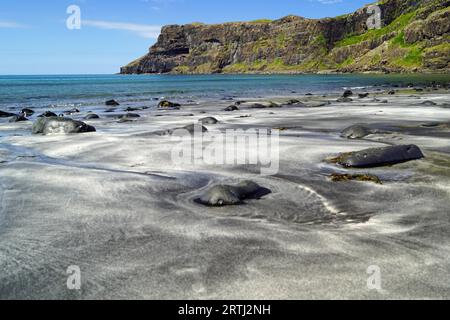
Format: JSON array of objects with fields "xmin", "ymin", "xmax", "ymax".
[{"xmin": 1, "ymin": 87, "xmax": 450, "ymax": 299}]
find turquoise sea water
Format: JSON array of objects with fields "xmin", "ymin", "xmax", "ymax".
[{"xmin": 0, "ymin": 74, "xmax": 449, "ymax": 110}]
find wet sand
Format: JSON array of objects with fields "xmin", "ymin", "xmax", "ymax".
[{"xmin": 0, "ymin": 89, "xmax": 450, "ymax": 299}]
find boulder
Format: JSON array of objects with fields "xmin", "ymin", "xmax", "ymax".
[
  {"xmin": 38, "ymin": 111, "xmax": 58, "ymax": 118},
  {"xmin": 358, "ymin": 93, "xmax": 369, "ymax": 98},
  {"xmin": 32, "ymin": 117, "xmax": 96, "ymax": 135},
  {"xmin": 342, "ymin": 90, "xmax": 353, "ymax": 98},
  {"xmin": 21, "ymin": 108, "xmax": 35, "ymax": 116},
  {"xmin": 158, "ymin": 100, "xmax": 181, "ymax": 109},
  {"xmin": 198, "ymin": 117, "xmax": 218, "ymax": 125},
  {"xmin": 106, "ymin": 99, "xmax": 120, "ymax": 106},
  {"xmin": 0, "ymin": 110, "xmax": 16, "ymax": 118},
  {"xmin": 9, "ymin": 114, "xmax": 28, "ymax": 122},
  {"xmin": 337, "ymin": 97, "xmax": 353, "ymax": 103},
  {"xmin": 341, "ymin": 125, "xmax": 372, "ymax": 139},
  {"xmin": 330, "ymin": 145, "xmax": 424, "ymax": 168},
  {"xmin": 420, "ymin": 100, "xmax": 437, "ymax": 106},
  {"xmin": 196, "ymin": 181, "xmax": 271, "ymax": 207},
  {"xmin": 63, "ymin": 108, "xmax": 80, "ymax": 115},
  {"xmin": 84, "ymin": 114, "xmax": 100, "ymax": 120},
  {"xmin": 152, "ymin": 124, "xmax": 208, "ymax": 136},
  {"xmin": 285, "ymin": 99, "xmax": 300, "ymax": 105},
  {"xmin": 224, "ymin": 105, "xmax": 239, "ymax": 111}
]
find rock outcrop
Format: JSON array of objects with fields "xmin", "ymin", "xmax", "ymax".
[{"xmin": 121, "ymin": 0, "xmax": 449, "ymax": 74}]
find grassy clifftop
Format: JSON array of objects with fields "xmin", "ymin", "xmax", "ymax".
[{"xmin": 121, "ymin": 0, "xmax": 450, "ymax": 74}]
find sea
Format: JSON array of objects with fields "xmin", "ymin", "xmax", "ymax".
[{"xmin": 1, "ymin": 73, "xmax": 449, "ymax": 112}]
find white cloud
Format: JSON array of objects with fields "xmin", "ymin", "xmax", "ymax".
[
  {"xmin": 0, "ymin": 21, "xmax": 28, "ymax": 28},
  {"xmin": 82, "ymin": 20, "xmax": 162, "ymax": 39}
]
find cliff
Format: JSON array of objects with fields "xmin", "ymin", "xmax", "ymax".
[{"xmin": 121, "ymin": 0, "xmax": 450, "ymax": 74}]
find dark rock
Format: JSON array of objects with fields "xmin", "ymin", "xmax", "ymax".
[
  {"xmin": 198, "ymin": 117, "xmax": 218, "ymax": 125},
  {"xmin": 151, "ymin": 124, "xmax": 208, "ymax": 136},
  {"xmin": 158, "ymin": 100, "xmax": 181, "ymax": 109},
  {"xmin": 106, "ymin": 100, "xmax": 120, "ymax": 106},
  {"xmin": 32, "ymin": 117, "xmax": 96, "ymax": 135},
  {"xmin": 250, "ymin": 103, "xmax": 268, "ymax": 109},
  {"xmin": 119, "ymin": 113, "xmax": 140, "ymax": 119},
  {"xmin": 224, "ymin": 105, "xmax": 239, "ymax": 112},
  {"xmin": 420, "ymin": 100, "xmax": 437, "ymax": 106},
  {"xmin": 38, "ymin": 111, "xmax": 58, "ymax": 118},
  {"xmin": 342, "ymin": 90, "xmax": 353, "ymax": 98},
  {"xmin": 0, "ymin": 110, "xmax": 16, "ymax": 118},
  {"xmin": 63, "ymin": 108, "xmax": 80, "ymax": 115},
  {"xmin": 341, "ymin": 125, "xmax": 372, "ymax": 139},
  {"xmin": 249, "ymin": 102, "xmax": 281, "ymax": 109},
  {"xmin": 329, "ymin": 145, "xmax": 425, "ymax": 168},
  {"xmin": 337, "ymin": 97, "xmax": 353, "ymax": 103},
  {"xmin": 358, "ymin": 93, "xmax": 369, "ymax": 98},
  {"xmin": 330, "ymin": 173, "xmax": 382, "ymax": 184},
  {"xmin": 118, "ymin": 113, "xmax": 141, "ymax": 122},
  {"xmin": 195, "ymin": 181, "xmax": 271, "ymax": 207},
  {"xmin": 285, "ymin": 99, "xmax": 300, "ymax": 105},
  {"xmin": 180, "ymin": 124, "xmax": 208, "ymax": 134},
  {"xmin": 388, "ymin": 90, "xmax": 396, "ymax": 95},
  {"xmin": 9, "ymin": 114, "xmax": 29, "ymax": 122},
  {"xmin": 84, "ymin": 114, "xmax": 100, "ymax": 120},
  {"xmin": 21, "ymin": 108, "xmax": 35, "ymax": 116},
  {"xmin": 125, "ymin": 107, "xmax": 144, "ymax": 112},
  {"xmin": 104, "ymin": 108, "xmax": 116, "ymax": 113}
]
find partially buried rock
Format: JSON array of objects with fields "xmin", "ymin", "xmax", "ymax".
[
  {"xmin": 32, "ymin": 117, "xmax": 96, "ymax": 135},
  {"xmin": 196, "ymin": 181, "xmax": 271, "ymax": 207},
  {"xmin": 0, "ymin": 110, "xmax": 16, "ymax": 118},
  {"xmin": 250, "ymin": 102, "xmax": 281, "ymax": 109},
  {"xmin": 85, "ymin": 113, "xmax": 100, "ymax": 120},
  {"xmin": 198, "ymin": 117, "xmax": 218, "ymax": 125},
  {"xmin": 330, "ymin": 173, "xmax": 382, "ymax": 184},
  {"xmin": 285, "ymin": 99, "xmax": 300, "ymax": 105},
  {"xmin": 329, "ymin": 145, "xmax": 424, "ymax": 168},
  {"xmin": 342, "ymin": 90, "xmax": 353, "ymax": 98},
  {"xmin": 158, "ymin": 100, "xmax": 181, "ymax": 109},
  {"xmin": 341, "ymin": 124, "xmax": 372, "ymax": 139},
  {"xmin": 118, "ymin": 113, "xmax": 140, "ymax": 123},
  {"xmin": 337, "ymin": 97, "xmax": 353, "ymax": 103},
  {"xmin": 152, "ymin": 124, "xmax": 208, "ymax": 136},
  {"xmin": 106, "ymin": 99, "xmax": 120, "ymax": 106},
  {"xmin": 358, "ymin": 93, "xmax": 369, "ymax": 99},
  {"xmin": 420, "ymin": 100, "xmax": 437, "ymax": 106},
  {"xmin": 63, "ymin": 108, "xmax": 80, "ymax": 115},
  {"xmin": 21, "ymin": 108, "xmax": 35, "ymax": 116},
  {"xmin": 224, "ymin": 105, "xmax": 239, "ymax": 112},
  {"xmin": 38, "ymin": 111, "xmax": 58, "ymax": 118},
  {"xmin": 9, "ymin": 114, "xmax": 29, "ymax": 122}
]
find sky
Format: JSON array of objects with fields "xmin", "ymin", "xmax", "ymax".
[{"xmin": 0, "ymin": 0, "xmax": 373, "ymax": 75}]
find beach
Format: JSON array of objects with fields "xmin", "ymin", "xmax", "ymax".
[{"xmin": 1, "ymin": 75, "xmax": 450, "ymax": 299}]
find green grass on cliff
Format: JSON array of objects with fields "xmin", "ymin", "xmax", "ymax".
[
  {"xmin": 336, "ymin": 10, "xmax": 417, "ymax": 47},
  {"xmin": 389, "ymin": 32, "xmax": 424, "ymax": 68}
]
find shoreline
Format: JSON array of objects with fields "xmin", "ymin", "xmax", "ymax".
[{"xmin": 1, "ymin": 88, "xmax": 450, "ymax": 299}]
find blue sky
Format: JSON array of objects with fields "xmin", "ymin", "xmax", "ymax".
[{"xmin": 0, "ymin": 0, "xmax": 373, "ymax": 75}]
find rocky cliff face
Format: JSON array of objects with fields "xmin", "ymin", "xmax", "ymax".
[{"xmin": 121, "ymin": 0, "xmax": 450, "ymax": 74}]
